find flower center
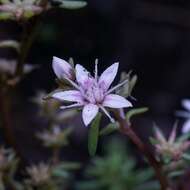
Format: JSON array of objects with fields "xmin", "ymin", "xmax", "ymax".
[{"xmin": 82, "ymin": 80, "xmax": 105, "ymax": 104}]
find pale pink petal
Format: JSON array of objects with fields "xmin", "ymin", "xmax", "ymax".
[
  {"xmin": 182, "ymin": 99, "xmax": 190, "ymax": 111},
  {"xmin": 168, "ymin": 126, "xmax": 177, "ymax": 144},
  {"xmin": 82, "ymin": 104, "xmax": 99, "ymax": 126},
  {"xmin": 103, "ymin": 94, "xmax": 132, "ymax": 108},
  {"xmin": 52, "ymin": 56, "xmax": 73, "ymax": 80},
  {"xmin": 75, "ymin": 64, "xmax": 93, "ymax": 89},
  {"xmin": 182, "ymin": 120, "xmax": 190, "ymax": 133},
  {"xmin": 0, "ymin": 4, "xmax": 16, "ymax": 11},
  {"xmin": 155, "ymin": 127, "xmax": 166, "ymax": 144},
  {"xmin": 98, "ymin": 62, "xmax": 119, "ymax": 91},
  {"xmin": 52, "ymin": 90, "xmax": 83, "ymax": 103}
]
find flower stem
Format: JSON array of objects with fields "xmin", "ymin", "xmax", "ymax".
[
  {"xmin": 0, "ymin": 86, "xmax": 22, "ymax": 158},
  {"xmin": 52, "ymin": 147, "xmax": 60, "ymax": 165},
  {"xmin": 114, "ymin": 110, "xmax": 169, "ymax": 190},
  {"xmin": 15, "ymin": 19, "xmax": 40, "ymax": 77}
]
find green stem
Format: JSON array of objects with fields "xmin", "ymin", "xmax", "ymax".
[{"xmin": 114, "ymin": 110, "xmax": 169, "ymax": 190}]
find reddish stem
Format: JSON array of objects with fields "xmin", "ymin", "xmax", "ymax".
[
  {"xmin": 0, "ymin": 87, "xmax": 22, "ymax": 158},
  {"xmin": 114, "ymin": 110, "xmax": 169, "ymax": 190}
]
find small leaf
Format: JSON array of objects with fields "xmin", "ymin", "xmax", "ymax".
[
  {"xmin": 149, "ymin": 137, "xmax": 159, "ymax": 145},
  {"xmin": 99, "ymin": 122, "xmax": 119, "ymax": 136},
  {"xmin": 177, "ymin": 132, "xmax": 190, "ymax": 143},
  {"xmin": 0, "ymin": 0, "xmax": 9, "ymax": 3},
  {"xmin": 24, "ymin": 11, "xmax": 35, "ymax": 19},
  {"xmin": 0, "ymin": 40, "xmax": 20, "ymax": 52},
  {"xmin": 88, "ymin": 113, "xmax": 101, "ymax": 156},
  {"xmin": 0, "ymin": 13, "xmax": 12, "ymax": 20},
  {"xmin": 128, "ymin": 74, "xmax": 137, "ymax": 95},
  {"xmin": 68, "ymin": 57, "xmax": 74, "ymax": 67},
  {"xmin": 182, "ymin": 153, "xmax": 190, "ymax": 161},
  {"xmin": 56, "ymin": 162, "xmax": 80, "ymax": 170},
  {"xmin": 168, "ymin": 170, "xmax": 184, "ymax": 178},
  {"xmin": 42, "ymin": 89, "xmax": 63, "ymax": 100},
  {"xmin": 59, "ymin": 0, "xmax": 87, "ymax": 9},
  {"xmin": 126, "ymin": 107, "xmax": 148, "ymax": 125},
  {"xmin": 52, "ymin": 168, "xmax": 69, "ymax": 178}
]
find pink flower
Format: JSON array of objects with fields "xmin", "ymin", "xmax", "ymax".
[
  {"xmin": 0, "ymin": 0, "xmax": 43, "ymax": 20},
  {"xmin": 153, "ymin": 126, "xmax": 190, "ymax": 161},
  {"xmin": 51, "ymin": 57, "xmax": 132, "ymax": 126}
]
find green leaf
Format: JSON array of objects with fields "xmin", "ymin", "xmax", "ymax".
[
  {"xmin": 59, "ymin": 0, "xmax": 87, "ymax": 9},
  {"xmin": 182, "ymin": 153, "xmax": 190, "ymax": 161},
  {"xmin": 168, "ymin": 170, "xmax": 184, "ymax": 178},
  {"xmin": 0, "ymin": 0, "xmax": 9, "ymax": 3},
  {"xmin": 52, "ymin": 168, "xmax": 69, "ymax": 178},
  {"xmin": 149, "ymin": 137, "xmax": 159, "ymax": 145},
  {"xmin": 55, "ymin": 162, "xmax": 80, "ymax": 170},
  {"xmin": 99, "ymin": 122, "xmax": 119, "ymax": 136},
  {"xmin": 128, "ymin": 74, "xmax": 138, "ymax": 96},
  {"xmin": 126, "ymin": 107, "xmax": 148, "ymax": 125},
  {"xmin": 177, "ymin": 132, "xmax": 190, "ymax": 143},
  {"xmin": 88, "ymin": 113, "xmax": 101, "ymax": 156},
  {"xmin": 42, "ymin": 89, "xmax": 63, "ymax": 100},
  {"xmin": 0, "ymin": 13, "xmax": 13, "ymax": 20}
]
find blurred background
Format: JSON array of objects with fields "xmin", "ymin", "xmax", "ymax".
[{"xmin": 0, "ymin": 0, "xmax": 190, "ymax": 174}]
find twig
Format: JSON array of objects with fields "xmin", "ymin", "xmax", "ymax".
[{"xmin": 114, "ymin": 110, "xmax": 169, "ymax": 190}]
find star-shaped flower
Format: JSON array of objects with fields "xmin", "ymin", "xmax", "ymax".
[
  {"xmin": 152, "ymin": 126, "xmax": 190, "ymax": 161},
  {"xmin": 51, "ymin": 57, "xmax": 132, "ymax": 126}
]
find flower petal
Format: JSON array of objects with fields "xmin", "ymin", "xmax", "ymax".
[
  {"xmin": 52, "ymin": 56, "xmax": 73, "ymax": 80},
  {"xmin": 75, "ymin": 64, "xmax": 93, "ymax": 89},
  {"xmin": 182, "ymin": 99, "xmax": 190, "ymax": 111},
  {"xmin": 103, "ymin": 94, "xmax": 132, "ymax": 108},
  {"xmin": 82, "ymin": 104, "xmax": 99, "ymax": 126},
  {"xmin": 182, "ymin": 120, "xmax": 190, "ymax": 133},
  {"xmin": 52, "ymin": 90, "xmax": 83, "ymax": 103},
  {"xmin": 98, "ymin": 62, "xmax": 119, "ymax": 91}
]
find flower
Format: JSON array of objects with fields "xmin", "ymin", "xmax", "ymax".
[
  {"xmin": 37, "ymin": 125, "xmax": 72, "ymax": 148},
  {"xmin": 176, "ymin": 99, "xmax": 190, "ymax": 133},
  {"xmin": 152, "ymin": 126, "xmax": 190, "ymax": 161},
  {"xmin": 51, "ymin": 57, "xmax": 132, "ymax": 126},
  {"xmin": 0, "ymin": 0, "xmax": 44, "ymax": 20},
  {"xmin": 26, "ymin": 163, "xmax": 51, "ymax": 186}
]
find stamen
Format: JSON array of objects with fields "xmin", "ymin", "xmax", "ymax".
[
  {"xmin": 99, "ymin": 105, "xmax": 115, "ymax": 123},
  {"xmin": 95, "ymin": 58, "xmax": 98, "ymax": 81},
  {"xmin": 60, "ymin": 103, "xmax": 82, "ymax": 109},
  {"xmin": 65, "ymin": 77, "xmax": 81, "ymax": 91},
  {"xmin": 106, "ymin": 79, "xmax": 128, "ymax": 94}
]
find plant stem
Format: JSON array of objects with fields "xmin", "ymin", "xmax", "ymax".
[
  {"xmin": 114, "ymin": 110, "xmax": 169, "ymax": 190},
  {"xmin": 52, "ymin": 147, "xmax": 60, "ymax": 165},
  {"xmin": 0, "ymin": 86, "xmax": 22, "ymax": 158},
  {"xmin": 15, "ymin": 19, "xmax": 40, "ymax": 77}
]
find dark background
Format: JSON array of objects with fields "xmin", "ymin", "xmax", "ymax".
[{"xmin": 1, "ymin": 0, "xmax": 190, "ymax": 164}]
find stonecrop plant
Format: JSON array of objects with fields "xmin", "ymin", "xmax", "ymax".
[{"xmin": 0, "ymin": 1, "xmax": 190, "ymax": 190}]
